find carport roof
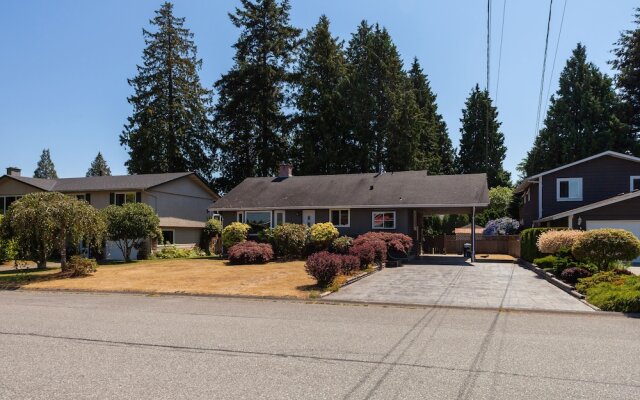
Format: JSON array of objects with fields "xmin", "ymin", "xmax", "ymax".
[{"xmin": 211, "ymin": 171, "xmax": 489, "ymax": 211}]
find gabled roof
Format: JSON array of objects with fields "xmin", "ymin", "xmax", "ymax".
[
  {"xmin": 2, "ymin": 172, "xmax": 219, "ymax": 198},
  {"xmin": 211, "ymin": 171, "xmax": 489, "ymax": 211},
  {"xmin": 535, "ymin": 190, "xmax": 640, "ymax": 223},
  {"xmin": 515, "ymin": 151, "xmax": 640, "ymax": 193}
]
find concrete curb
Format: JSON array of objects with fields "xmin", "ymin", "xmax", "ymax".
[
  {"xmin": 518, "ymin": 259, "xmax": 600, "ymax": 311},
  {"xmin": 320, "ymin": 265, "xmax": 382, "ymax": 297}
]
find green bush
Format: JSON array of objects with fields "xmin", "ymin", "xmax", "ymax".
[
  {"xmin": 575, "ymin": 270, "xmax": 633, "ymax": 294},
  {"xmin": 572, "ymin": 229, "xmax": 640, "ymax": 271},
  {"xmin": 65, "ymin": 256, "xmax": 97, "ymax": 277},
  {"xmin": 272, "ymin": 223, "xmax": 307, "ymax": 259},
  {"xmin": 152, "ymin": 245, "xmax": 205, "ymax": 259},
  {"xmin": 584, "ymin": 276, "xmax": 640, "ymax": 313},
  {"xmin": 222, "ymin": 222, "xmax": 250, "ymax": 249},
  {"xmin": 308, "ymin": 222, "xmax": 339, "ymax": 250},
  {"xmin": 533, "ymin": 255, "xmax": 557, "ymax": 270},
  {"xmin": 520, "ymin": 228, "xmax": 566, "ymax": 261},
  {"xmin": 331, "ymin": 236, "xmax": 353, "ymax": 254}
]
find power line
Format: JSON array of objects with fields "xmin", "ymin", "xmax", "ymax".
[
  {"xmin": 534, "ymin": 0, "xmax": 554, "ymax": 138},
  {"xmin": 495, "ymin": 0, "xmax": 507, "ymax": 104},
  {"xmin": 486, "ymin": 0, "xmax": 492, "ymax": 93},
  {"xmin": 543, "ymin": 0, "xmax": 568, "ymax": 118}
]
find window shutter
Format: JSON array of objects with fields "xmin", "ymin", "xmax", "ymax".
[
  {"xmin": 109, "ymin": 193, "xmax": 115, "ymax": 205},
  {"xmin": 136, "ymin": 192, "xmax": 142, "ymax": 203},
  {"xmin": 85, "ymin": 193, "xmax": 91, "ymax": 204}
]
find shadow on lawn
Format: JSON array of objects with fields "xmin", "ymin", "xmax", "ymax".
[{"xmin": 0, "ymin": 267, "xmax": 63, "ymax": 290}]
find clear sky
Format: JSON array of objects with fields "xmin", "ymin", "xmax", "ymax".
[{"xmin": 0, "ymin": 0, "xmax": 637, "ymax": 180}]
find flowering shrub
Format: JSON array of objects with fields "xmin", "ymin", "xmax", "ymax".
[
  {"xmin": 228, "ymin": 241, "xmax": 274, "ymax": 264},
  {"xmin": 572, "ymin": 229, "xmax": 640, "ymax": 271},
  {"xmin": 331, "ymin": 236, "xmax": 353, "ymax": 254},
  {"xmin": 483, "ymin": 217, "xmax": 520, "ymax": 235},
  {"xmin": 222, "ymin": 222, "xmax": 250, "ymax": 249},
  {"xmin": 305, "ymin": 251, "xmax": 342, "ymax": 286},
  {"xmin": 536, "ymin": 230, "xmax": 584, "ymax": 254},
  {"xmin": 349, "ymin": 243, "xmax": 376, "ymax": 267},
  {"xmin": 559, "ymin": 267, "xmax": 593, "ymax": 285},
  {"xmin": 272, "ymin": 223, "xmax": 307, "ymax": 259},
  {"xmin": 340, "ymin": 255, "xmax": 361, "ymax": 274},
  {"xmin": 308, "ymin": 222, "xmax": 340, "ymax": 249},
  {"xmin": 353, "ymin": 232, "xmax": 413, "ymax": 256}
]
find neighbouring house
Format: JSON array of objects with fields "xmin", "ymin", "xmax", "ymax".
[
  {"xmin": 515, "ymin": 151, "xmax": 640, "ymax": 262},
  {"xmin": 0, "ymin": 168, "xmax": 219, "ymax": 260},
  {"xmin": 454, "ymin": 224, "xmax": 485, "ymax": 239},
  {"xmin": 209, "ymin": 164, "xmax": 489, "ymax": 258}
]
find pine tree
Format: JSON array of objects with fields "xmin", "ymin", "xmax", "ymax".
[
  {"xmin": 293, "ymin": 15, "xmax": 348, "ymax": 174},
  {"xmin": 121, "ymin": 2, "xmax": 214, "ymax": 181},
  {"xmin": 408, "ymin": 58, "xmax": 456, "ymax": 174},
  {"xmin": 610, "ymin": 8, "xmax": 640, "ymax": 154},
  {"xmin": 521, "ymin": 44, "xmax": 630, "ymax": 176},
  {"xmin": 33, "ymin": 149, "xmax": 58, "ymax": 179},
  {"xmin": 457, "ymin": 84, "xmax": 510, "ymax": 187},
  {"xmin": 213, "ymin": 0, "xmax": 301, "ymax": 192},
  {"xmin": 86, "ymin": 152, "xmax": 112, "ymax": 177}
]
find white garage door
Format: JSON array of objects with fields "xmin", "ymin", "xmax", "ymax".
[
  {"xmin": 105, "ymin": 241, "xmax": 138, "ymax": 261},
  {"xmin": 586, "ymin": 220, "xmax": 640, "ymax": 264}
]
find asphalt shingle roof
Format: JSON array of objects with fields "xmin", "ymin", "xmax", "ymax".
[
  {"xmin": 212, "ymin": 171, "xmax": 489, "ymax": 210},
  {"xmin": 7, "ymin": 172, "xmax": 194, "ymax": 192}
]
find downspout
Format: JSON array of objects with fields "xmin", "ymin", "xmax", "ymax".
[{"xmin": 538, "ymin": 178, "xmax": 543, "ymax": 220}]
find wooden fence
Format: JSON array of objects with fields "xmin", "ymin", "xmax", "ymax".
[{"xmin": 424, "ymin": 235, "xmax": 520, "ymax": 257}]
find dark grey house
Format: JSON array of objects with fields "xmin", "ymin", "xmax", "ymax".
[
  {"xmin": 209, "ymin": 165, "xmax": 489, "ymax": 257},
  {"xmin": 515, "ymin": 151, "xmax": 640, "ymax": 255}
]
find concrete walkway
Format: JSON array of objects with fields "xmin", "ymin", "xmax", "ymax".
[{"xmin": 329, "ymin": 261, "xmax": 593, "ymax": 312}]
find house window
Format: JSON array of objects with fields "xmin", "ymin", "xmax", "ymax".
[
  {"xmin": 0, "ymin": 195, "xmax": 22, "ymax": 214},
  {"xmin": 161, "ymin": 230, "xmax": 175, "ymax": 245},
  {"xmin": 330, "ymin": 209, "xmax": 350, "ymax": 227},
  {"xmin": 75, "ymin": 193, "xmax": 91, "ymax": 203},
  {"xmin": 237, "ymin": 212, "xmax": 243, "ymax": 223},
  {"xmin": 115, "ymin": 192, "xmax": 136, "ymax": 206},
  {"xmin": 523, "ymin": 189, "xmax": 531, "ymax": 204},
  {"xmin": 631, "ymin": 176, "xmax": 640, "ymax": 192},
  {"xmin": 245, "ymin": 211, "xmax": 272, "ymax": 234},
  {"xmin": 372, "ymin": 211, "xmax": 396, "ymax": 230},
  {"xmin": 274, "ymin": 210, "xmax": 285, "ymax": 226},
  {"xmin": 556, "ymin": 178, "xmax": 582, "ymax": 201}
]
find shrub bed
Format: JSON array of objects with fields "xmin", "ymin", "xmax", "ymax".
[
  {"xmin": 582, "ymin": 275, "xmax": 640, "ymax": 313},
  {"xmin": 520, "ymin": 227, "xmax": 566, "ymax": 262},
  {"xmin": 305, "ymin": 251, "xmax": 342, "ymax": 287},
  {"xmin": 572, "ymin": 229, "xmax": 640, "ymax": 271},
  {"xmin": 559, "ymin": 267, "xmax": 592, "ymax": 285},
  {"xmin": 536, "ymin": 230, "xmax": 584, "ymax": 255},
  {"xmin": 228, "ymin": 241, "xmax": 274, "ymax": 264}
]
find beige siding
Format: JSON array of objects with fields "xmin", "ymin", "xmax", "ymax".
[
  {"xmin": 145, "ymin": 177, "xmax": 213, "ymax": 222},
  {"xmin": 0, "ymin": 179, "xmax": 43, "ymax": 195}
]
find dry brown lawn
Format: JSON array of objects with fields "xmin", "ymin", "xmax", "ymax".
[{"xmin": 24, "ymin": 258, "xmax": 319, "ymax": 298}]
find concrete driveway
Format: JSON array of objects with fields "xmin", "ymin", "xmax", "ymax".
[{"xmin": 329, "ymin": 260, "xmax": 593, "ymax": 312}]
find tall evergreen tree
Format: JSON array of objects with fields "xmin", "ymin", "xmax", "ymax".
[
  {"xmin": 457, "ymin": 84, "xmax": 510, "ymax": 187},
  {"xmin": 610, "ymin": 8, "xmax": 640, "ymax": 154},
  {"xmin": 33, "ymin": 149, "xmax": 58, "ymax": 179},
  {"xmin": 213, "ymin": 0, "xmax": 301, "ymax": 192},
  {"xmin": 293, "ymin": 15, "xmax": 348, "ymax": 174},
  {"xmin": 121, "ymin": 2, "xmax": 214, "ymax": 181},
  {"xmin": 408, "ymin": 58, "xmax": 456, "ymax": 174},
  {"xmin": 521, "ymin": 44, "xmax": 630, "ymax": 176},
  {"xmin": 86, "ymin": 152, "xmax": 112, "ymax": 177}
]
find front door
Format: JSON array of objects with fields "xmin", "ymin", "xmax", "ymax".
[{"xmin": 302, "ymin": 210, "xmax": 315, "ymax": 227}]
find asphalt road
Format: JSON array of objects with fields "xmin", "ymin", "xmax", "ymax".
[{"xmin": 0, "ymin": 292, "xmax": 638, "ymax": 399}]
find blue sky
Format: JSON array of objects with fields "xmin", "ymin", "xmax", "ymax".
[{"xmin": 0, "ymin": 0, "xmax": 637, "ymax": 180}]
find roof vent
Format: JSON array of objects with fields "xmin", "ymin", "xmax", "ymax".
[
  {"xmin": 6, "ymin": 167, "xmax": 21, "ymax": 177},
  {"xmin": 369, "ymin": 185, "xmax": 374, "ymax": 190},
  {"xmin": 278, "ymin": 162, "xmax": 293, "ymax": 178}
]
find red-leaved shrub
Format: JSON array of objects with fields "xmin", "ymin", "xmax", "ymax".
[
  {"xmin": 228, "ymin": 241, "xmax": 274, "ymax": 264},
  {"xmin": 305, "ymin": 251, "xmax": 342, "ymax": 286},
  {"xmin": 560, "ymin": 267, "xmax": 593, "ymax": 285},
  {"xmin": 340, "ymin": 255, "xmax": 361, "ymax": 274},
  {"xmin": 353, "ymin": 232, "xmax": 413, "ymax": 258},
  {"xmin": 349, "ymin": 243, "xmax": 376, "ymax": 267}
]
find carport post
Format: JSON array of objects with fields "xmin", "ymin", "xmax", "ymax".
[{"xmin": 471, "ymin": 206, "xmax": 476, "ymax": 262}]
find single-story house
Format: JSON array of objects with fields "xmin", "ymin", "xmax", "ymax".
[
  {"xmin": 209, "ymin": 164, "xmax": 489, "ymax": 259},
  {"xmin": 454, "ymin": 224, "xmax": 485, "ymax": 238},
  {"xmin": 0, "ymin": 167, "xmax": 219, "ymax": 260}
]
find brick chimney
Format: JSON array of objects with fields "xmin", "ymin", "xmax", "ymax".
[
  {"xmin": 278, "ymin": 162, "xmax": 293, "ymax": 178},
  {"xmin": 6, "ymin": 167, "xmax": 21, "ymax": 177}
]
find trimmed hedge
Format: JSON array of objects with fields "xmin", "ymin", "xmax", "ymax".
[
  {"xmin": 331, "ymin": 236, "xmax": 353, "ymax": 255},
  {"xmin": 308, "ymin": 222, "xmax": 340, "ymax": 250},
  {"xmin": 349, "ymin": 243, "xmax": 376, "ymax": 267},
  {"xmin": 537, "ymin": 230, "xmax": 584, "ymax": 254},
  {"xmin": 228, "ymin": 241, "xmax": 274, "ymax": 264},
  {"xmin": 520, "ymin": 227, "xmax": 566, "ymax": 262},
  {"xmin": 272, "ymin": 223, "xmax": 307, "ymax": 259},
  {"xmin": 222, "ymin": 222, "xmax": 250, "ymax": 249},
  {"xmin": 305, "ymin": 251, "xmax": 342, "ymax": 287},
  {"xmin": 572, "ymin": 228, "xmax": 640, "ymax": 271},
  {"xmin": 340, "ymin": 255, "xmax": 361, "ymax": 274},
  {"xmin": 352, "ymin": 232, "xmax": 413, "ymax": 259}
]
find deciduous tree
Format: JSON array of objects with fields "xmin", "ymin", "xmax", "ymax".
[{"xmin": 102, "ymin": 203, "xmax": 161, "ymax": 263}]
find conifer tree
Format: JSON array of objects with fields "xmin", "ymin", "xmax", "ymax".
[
  {"xmin": 86, "ymin": 152, "xmax": 112, "ymax": 177},
  {"xmin": 213, "ymin": 0, "xmax": 301, "ymax": 192},
  {"xmin": 121, "ymin": 2, "xmax": 214, "ymax": 181},
  {"xmin": 610, "ymin": 8, "xmax": 640, "ymax": 154},
  {"xmin": 521, "ymin": 44, "xmax": 630, "ymax": 176},
  {"xmin": 408, "ymin": 58, "xmax": 456, "ymax": 174},
  {"xmin": 293, "ymin": 15, "xmax": 348, "ymax": 174},
  {"xmin": 457, "ymin": 84, "xmax": 510, "ymax": 187},
  {"xmin": 33, "ymin": 149, "xmax": 58, "ymax": 179}
]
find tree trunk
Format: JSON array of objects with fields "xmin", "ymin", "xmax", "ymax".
[
  {"xmin": 125, "ymin": 245, "xmax": 131, "ymax": 263},
  {"xmin": 37, "ymin": 259, "xmax": 47, "ymax": 269},
  {"xmin": 60, "ymin": 239, "xmax": 67, "ymax": 271}
]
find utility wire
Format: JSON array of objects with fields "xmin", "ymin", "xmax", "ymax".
[
  {"xmin": 543, "ymin": 0, "xmax": 568, "ymax": 118},
  {"xmin": 534, "ymin": 0, "xmax": 554, "ymax": 137},
  {"xmin": 486, "ymin": 0, "xmax": 492, "ymax": 170},
  {"xmin": 495, "ymin": 0, "xmax": 507, "ymax": 104}
]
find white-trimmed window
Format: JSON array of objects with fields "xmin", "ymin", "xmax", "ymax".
[
  {"xmin": 330, "ymin": 209, "xmax": 350, "ymax": 227},
  {"xmin": 236, "ymin": 211, "xmax": 243, "ymax": 223},
  {"xmin": 115, "ymin": 192, "xmax": 136, "ymax": 206},
  {"xmin": 0, "ymin": 195, "xmax": 22, "ymax": 214},
  {"xmin": 274, "ymin": 210, "xmax": 285, "ymax": 226},
  {"xmin": 245, "ymin": 211, "xmax": 272, "ymax": 234},
  {"xmin": 631, "ymin": 176, "xmax": 640, "ymax": 192},
  {"xmin": 556, "ymin": 178, "xmax": 582, "ymax": 201},
  {"xmin": 372, "ymin": 211, "xmax": 396, "ymax": 230},
  {"xmin": 211, "ymin": 213, "xmax": 223, "ymax": 221}
]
